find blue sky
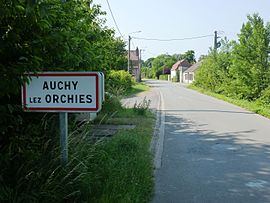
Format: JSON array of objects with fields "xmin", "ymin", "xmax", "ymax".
[{"xmin": 93, "ymin": 0, "xmax": 270, "ymax": 60}]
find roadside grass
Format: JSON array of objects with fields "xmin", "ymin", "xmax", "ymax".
[
  {"xmin": 1, "ymin": 80, "xmax": 154, "ymax": 203},
  {"xmin": 90, "ymin": 108, "xmax": 155, "ymax": 202},
  {"xmin": 188, "ymin": 85, "xmax": 270, "ymax": 119},
  {"xmin": 69, "ymin": 108, "xmax": 155, "ymax": 203},
  {"xmin": 125, "ymin": 82, "xmax": 150, "ymax": 97},
  {"xmin": 0, "ymin": 108, "xmax": 155, "ymax": 203}
]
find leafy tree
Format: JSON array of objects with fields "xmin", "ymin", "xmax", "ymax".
[
  {"xmin": 194, "ymin": 39, "xmax": 233, "ymax": 93},
  {"xmin": 0, "ymin": 1, "xmax": 127, "ymax": 201},
  {"xmin": 172, "ymin": 50, "xmax": 196, "ymax": 63},
  {"xmin": 194, "ymin": 53, "xmax": 229, "ymax": 93},
  {"xmin": 172, "ymin": 53, "xmax": 183, "ymax": 61},
  {"xmin": 143, "ymin": 57, "xmax": 154, "ymax": 68},
  {"xmin": 229, "ymin": 14, "xmax": 270, "ymax": 100},
  {"xmin": 0, "ymin": 0, "xmax": 126, "ymax": 99},
  {"xmin": 151, "ymin": 54, "xmax": 175, "ymax": 79},
  {"xmin": 182, "ymin": 50, "xmax": 196, "ymax": 64}
]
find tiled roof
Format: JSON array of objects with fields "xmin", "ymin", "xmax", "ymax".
[
  {"xmin": 184, "ymin": 61, "xmax": 202, "ymax": 73},
  {"xmin": 171, "ymin": 59, "xmax": 191, "ymax": 71}
]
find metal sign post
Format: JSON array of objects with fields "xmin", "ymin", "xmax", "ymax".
[{"xmin": 59, "ymin": 112, "xmax": 68, "ymax": 165}]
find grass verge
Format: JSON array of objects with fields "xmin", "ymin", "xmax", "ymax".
[
  {"xmin": 91, "ymin": 109, "xmax": 155, "ymax": 202},
  {"xmin": 125, "ymin": 82, "xmax": 150, "ymax": 97},
  {"xmin": 0, "ymin": 108, "xmax": 155, "ymax": 203},
  {"xmin": 188, "ymin": 85, "xmax": 270, "ymax": 119}
]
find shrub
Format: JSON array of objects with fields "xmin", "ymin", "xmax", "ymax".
[
  {"xmin": 257, "ymin": 86, "xmax": 270, "ymax": 105},
  {"xmin": 101, "ymin": 93, "xmax": 123, "ymax": 113},
  {"xmin": 159, "ymin": 74, "xmax": 168, "ymax": 81},
  {"xmin": 107, "ymin": 70, "xmax": 133, "ymax": 94}
]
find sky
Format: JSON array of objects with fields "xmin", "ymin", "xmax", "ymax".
[{"xmin": 93, "ymin": 0, "xmax": 270, "ymax": 61}]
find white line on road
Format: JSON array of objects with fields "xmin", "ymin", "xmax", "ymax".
[{"xmin": 154, "ymin": 90, "xmax": 165, "ymax": 169}]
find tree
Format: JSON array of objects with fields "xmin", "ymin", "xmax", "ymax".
[
  {"xmin": 182, "ymin": 50, "xmax": 196, "ymax": 64},
  {"xmin": 194, "ymin": 38, "xmax": 233, "ymax": 93},
  {"xmin": 151, "ymin": 54, "xmax": 175, "ymax": 79},
  {"xmin": 194, "ymin": 50, "xmax": 231, "ymax": 93},
  {"xmin": 143, "ymin": 57, "xmax": 155, "ymax": 68},
  {"xmin": 0, "ymin": 0, "xmax": 126, "ymax": 99},
  {"xmin": 229, "ymin": 14, "xmax": 270, "ymax": 100},
  {"xmin": 0, "ymin": 1, "xmax": 128, "ymax": 197}
]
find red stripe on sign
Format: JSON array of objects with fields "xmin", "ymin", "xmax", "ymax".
[
  {"xmin": 96, "ymin": 74, "xmax": 99, "ymax": 110},
  {"xmin": 28, "ymin": 73, "xmax": 98, "ymax": 77},
  {"xmin": 28, "ymin": 107, "xmax": 98, "ymax": 111},
  {"xmin": 23, "ymin": 81, "xmax": 27, "ymax": 111}
]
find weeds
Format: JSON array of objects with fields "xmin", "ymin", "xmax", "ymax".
[{"xmin": 133, "ymin": 97, "xmax": 151, "ymax": 115}]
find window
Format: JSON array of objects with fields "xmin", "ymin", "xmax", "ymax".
[{"xmin": 189, "ymin": 74, "xmax": 193, "ymax": 81}]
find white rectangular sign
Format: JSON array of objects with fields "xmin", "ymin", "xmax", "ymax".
[{"xmin": 22, "ymin": 72, "xmax": 102, "ymax": 112}]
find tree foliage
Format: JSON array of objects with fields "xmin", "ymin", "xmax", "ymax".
[
  {"xmin": 0, "ymin": 0, "xmax": 126, "ymax": 98},
  {"xmin": 0, "ymin": 1, "xmax": 128, "ymax": 201},
  {"xmin": 229, "ymin": 14, "xmax": 270, "ymax": 99},
  {"xmin": 194, "ymin": 13, "xmax": 270, "ymax": 102},
  {"xmin": 141, "ymin": 50, "xmax": 196, "ymax": 79}
]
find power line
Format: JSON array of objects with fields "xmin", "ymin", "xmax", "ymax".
[
  {"xmin": 132, "ymin": 34, "xmax": 213, "ymax": 42},
  {"xmin": 105, "ymin": 0, "xmax": 123, "ymax": 38}
]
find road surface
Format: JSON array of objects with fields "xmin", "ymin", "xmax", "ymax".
[{"xmin": 144, "ymin": 80, "xmax": 270, "ymax": 203}]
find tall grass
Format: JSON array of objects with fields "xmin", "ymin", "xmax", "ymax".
[{"xmin": 1, "ymin": 107, "xmax": 155, "ymax": 203}]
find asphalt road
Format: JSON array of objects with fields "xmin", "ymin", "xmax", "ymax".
[{"xmin": 147, "ymin": 80, "xmax": 270, "ymax": 203}]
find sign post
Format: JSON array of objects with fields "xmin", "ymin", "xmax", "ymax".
[
  {"xmin": 22, "ymin": 72, "xmax": 103, "ymax": 165},
  {"xmin": 60, "ymin": 112, "xmax": 68, "ymax": 165}
]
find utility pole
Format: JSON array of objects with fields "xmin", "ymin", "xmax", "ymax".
[
  {"xmin": 214, "ymin": 30, "xmax": 221, "ymax": 50},
  {"xmin": 214, "ymin": 31, "xmax": 218, "ymax": 50},
  {"xmin": 139, "ymin": 49, "xmax": 143, "ymax": 82},
  {"xmin": 128, "ymin": 35, "xmax": 131, "ymax": 73}
]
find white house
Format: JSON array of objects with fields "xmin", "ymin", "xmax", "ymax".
[
  {"xmin": 183, "ymin": 61, "xmax": 202, "ymax": 84},
  {"xmin": 171, "ymin": 59, "xmax": 191, "ymax": 82}
]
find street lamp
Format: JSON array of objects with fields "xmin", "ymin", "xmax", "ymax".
[{"xmin": 128, "ymin": 31, "xmax": 141, "ymax": 73}]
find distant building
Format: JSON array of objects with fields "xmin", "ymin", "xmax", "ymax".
[
  {"xmin": 183, "ymin": 61, "xmax": 202, "ymax": 84},
  {"xmin": 129, "ymin": 48, "xmax": 140, "ymax": 82},
  {"xmin": 171, "ymin": 59, "xmax": 191, "ymax": 82}
]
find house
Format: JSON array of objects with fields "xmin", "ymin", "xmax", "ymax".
[
  {"xmin": 183, "ymin": 61, "xmax": 202, "ymax": 84},
  {"xmin": 170, "ymin": 59, "xmax": 191, "ymax": 82},
  {"xmin": 129, "ymin": 48, "xmax": 140, "ymax": 82}
]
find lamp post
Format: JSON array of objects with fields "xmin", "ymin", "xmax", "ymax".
[{"xmin": 128, "ymin": 31, "xmax": 141, "ymax": 73}]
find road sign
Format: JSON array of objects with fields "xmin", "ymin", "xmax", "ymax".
[{"xmin": 22, "ymin": 72, "xmax": 102, "ymax": 112}]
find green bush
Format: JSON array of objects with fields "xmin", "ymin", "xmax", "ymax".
[
  {"xmin": 257, "ymin": 86, "xmax": 270, "ymax": 105},
  {"xmin": 159, "ymin": 74, "xmax": 168, "ymax": 81},
  {"xmin": 107, "ymin": 70, "xmax": 134, "ymax": 94}
]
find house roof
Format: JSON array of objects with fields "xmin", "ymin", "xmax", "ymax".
[
  {"xmin": 171, "ymin": 59, "xmax": 191, "ymax": 71},
  {"xmin": 184, "ymin": 61, "xmax": 202, "ymax": 73}
]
